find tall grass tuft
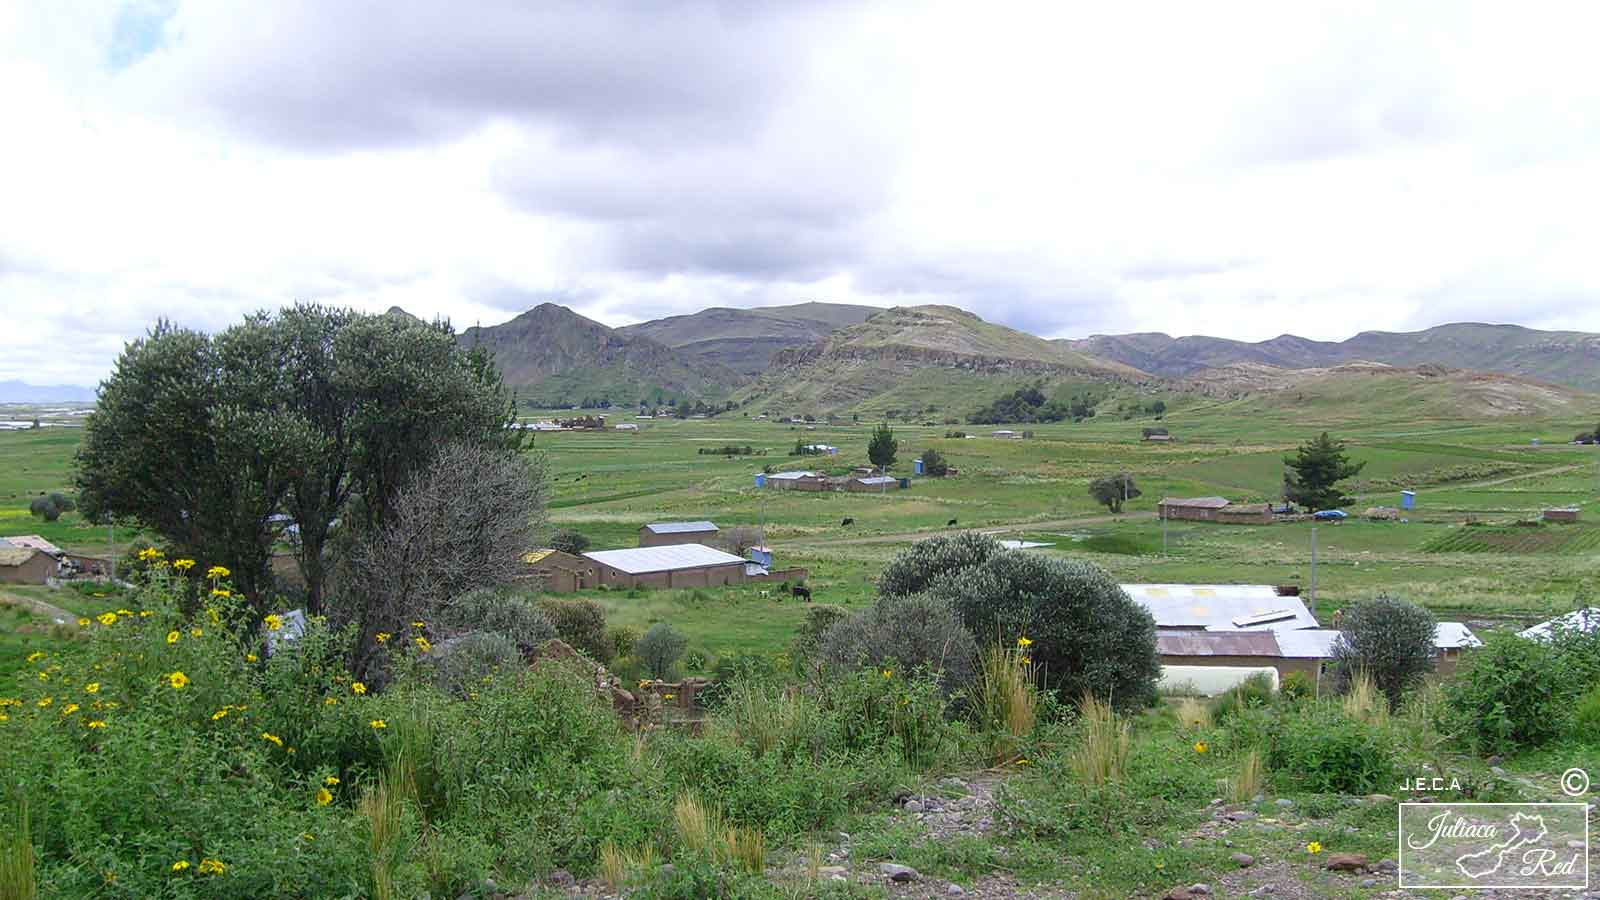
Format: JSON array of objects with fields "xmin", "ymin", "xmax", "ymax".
[
  {"xmin": 1175, "ymin": 696, "xmax": 1212, "ymax": 731},
  {"xmin": 721, "ymin": 826, "xmax": 766, "ymax": 875},
  {"xmin": 1070, "ymin": 694, "xmax": 1131, "ymax": 789},
  {"xmin": 1343, "ymin": 670, "xmax": 1389, "ymax": 724},
  {"xmin": 1, "ymin": 797, "xmax": 36, "ymax": 900},
  {"xmin": 673, "ymin": 793, "xmax": 718, "ymax": 856},
  {"xmin": 360, "ymin": 776, "xmax": 408, "ymax": 900},
  {"xmin": 598, "ymin": 841, "xmax": 627, "ymax": 890},
  {"xmin": 973, "ymin": 644, "xmax": 1040, "ymax": 763},
  {"xmin": 722, "ymin": 679, "xmax": 823, "ymax": 761},
  {"xmin": 1228, "ymin": 749, "xmax": 1265, "ymax": 803},
  {"xmin": 805, "ymin": 842, "xmax": 823, "ymax": 881}
]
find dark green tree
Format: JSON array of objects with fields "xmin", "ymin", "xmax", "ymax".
[
  {"xmin": 867, "ymin": 422, "xmax": 898, "ymax": 470},
  {"xmin": 28, "ymin": 492, "xmax": 76, "ymax": 522},
  {"xmin": 1330, "ymin": 596, "xmax": 1437, "ymax": 709},
  {"xmin": 1282, "ymin": 432, "xmax": 1365, "ymax": 511},
  {"xmin": 920, "ymin": 448, "xmax": 948, "ymax": 477},
  {"xmin": 1088, "ymin": 473, "xmax": 1140, "ymax": 513},
  {"xmin": 549, "ymin": 528, "xmax": 591, "ymax": 556}
]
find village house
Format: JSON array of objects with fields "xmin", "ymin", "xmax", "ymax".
[
  {"xmin": 0, "ymin": 543, "xmax": 56, "ymax": 584},
  {"xmin": 638, "ymin": 521, "xmax": 721, "ymax": 547},
  {"xmin": 521, "ymin": 549, "xmax": 598, "ymax": 593},
  {"xmin": 764, "ymin": 470, "xmax": 830, "ymax": 491},
  {"xmin": 1541, "ymin": 506, "xmax": 1581, "ymax": 523},
  {"xmin": 1158, "ymin": 497, "xmax": 1272, "ymax": 524},
  {"xmin": 1120, "ymin": 583, "xmax": 1320, "ymax": 631},
  {"xmin": 1519, "ymin": 607, "xmax": 1600, "ymax": 640},
  {"xmin": 844, "ymin": 475, "xmax": 901, "ymax": 493},
  {"xmin": 1157, "ymin": 630, "xmax": 1320, "ymax": 687},
  {"xmin": 582, "ymin": 544, "xmax": 749, "ymax": 589}
]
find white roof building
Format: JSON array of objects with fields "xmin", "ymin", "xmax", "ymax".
[
  {"xmin": 1120, "ymin": 584, "xmax": 1320, "ymax": 632},
  {"xmin": 1519, "ymin": 608, "xmax": 1600, "ymax": 641},
  {"xmin": 583, "ymin": 544, "xmax": 747, "ymax": 575},
  {"xmin": 642, "ymin": 521, "xmax": 719, "ymax": 535},
  {"xmin": 1273, "ymin": 622, "xmax": 1482, "ymax": 659},
  {"xmin": 767, "ymin": 470, "xmax": 821, "ymax": 480}
]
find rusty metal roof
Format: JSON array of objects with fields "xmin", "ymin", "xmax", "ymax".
[{"xmin": 1156, "ymin": 630, "xmax": 1281, "ymax": 657}]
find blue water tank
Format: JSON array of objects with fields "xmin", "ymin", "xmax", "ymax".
[
  {"xmin": 914, "ymin": 458, "xmax": 925, "ymax": 475},
  {"xmin": 754, "ymin": 473, "xmax": 766, "ymax": 488},
  {"xmin": 1400, "ymin": 490, "xmax": 1415, "ymax": 510}
]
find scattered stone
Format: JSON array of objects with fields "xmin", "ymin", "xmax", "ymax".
[
  {"xmin": 879, "ymin": 863, "xmax": 919, "ymax": 883},
  {"xmin": 1224, "ymin": 810, "xmax": 1258, "ymax": 821},
  {"xmin": 547, "ymin": 869, "xmax": 575, "ymax": 887},
  {"xmin": 1360, "ymin": 878, "xmax": 1377, "ymax": 888},
  {"xmin": 946, "ymin": 884, "xmax": 966, "ymax": 896},
  {"xmin": 818, "ymin": 866, "xmax": 848, "ymax": 877},
  {"xmin": 1210, "ymin": 798, "xmax": 1224, "ymax": 806},
  {"xmin": 1248, "ymin": 886, "xmax": 1275, "ymax": 897},
  {"xmin": 1275, "ymin": 798, "xmax": 1294, "ymax": 808},
  {"xmin": 1163, "ymin": 888, "xmax": 1195, "ymax": 900},
  {"xmin": 1375, "ymin": 859, "xmax": 1398, "ymax": 874},
  {"xmin": 1230, "ymin": 852, "xmax": 1255, "ymax": 868},
  {"xmin": 1490, "ymin": 766, "xmax": 1507, "ymax": 777},
  {"xmin": 1366, "ymin": 794, "xmax": 1393, "ymax": 803},
  {"xmin": 904, "ymin": 799, "xmax": 925, "ymax": 813},
  {"xmin": 1189, "ymin": 883, "xmax": 1211, "ymax": 895},
  {"xmin": 1486, "ymin": 755, "xmax": 1503, "ymax": 765},
  {"xmin": 1324, "ymin": 853, "xmax": 1370, "ymax": 872}
]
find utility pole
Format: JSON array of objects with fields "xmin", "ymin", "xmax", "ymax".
[
  {"xmin": 1162, "ymin": 503, "xmax": 1169, "ymax": 555},
  {"xmin": 1309, "ymin": 525, "xmax": 1318, "ymax": 603},
  {"xmin": 106, "ymin": 517, "xmax": 115, "ymax": 581}
]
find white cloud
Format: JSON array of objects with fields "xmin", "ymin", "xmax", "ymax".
[{"xmin": 5, "ymin": 0, "xmax": 1600, "ymax": 387}]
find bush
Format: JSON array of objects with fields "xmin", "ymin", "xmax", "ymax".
[
  {"xmin": 920, "ymin": 448, "xmax": 948, "ymax": 477},
  {"xmin": 793, "ymin": 604, "xmax": 851, "ymax": 661},
  {"xmin": 1440, "ymin": 633, "xmax": 1577, "ymax": 752},
  {"xmin": 638, "ymin": 623, "xmax": 689, "ymax": 679},
  {"xmin": 432, "ymin": 631, "xmax": 522, "ymax": 697},
  {"xmin": 1267, "ymin": 703, "xmax": 1396, "ymax": 793},
  {"xmin": 928, "ymin": 553, "xmax": 1160, "ymax": 710},
  {"xmin": 28, "ymin": 492, "xmax": 75, "ymax": 522},
  {"xmin": 537, "ymin": 598, "xmax": 613, "ymax": 663},
  {"xmin": 610, "ymin": 625, "xmax": 641, "ymax": 659},
  {"xmin": 818, "ymin": 593, "xmax": 979, "ymax": 695},
  {"xmin": 1279, "ymin": 670, "xmax": 1313, "ymax": 703},
  {"xmin": 1573, "ymin": 686, "xmax": 1600, "ymax": 740},
  {"xmin": 443, "ymin": 588, "xmax": 556, "ymax": 654},
  {"xmin": 877, "ymin": 532, "xmax": 1001, "ymax": 599},
  {"xmin": 549, "ymin": 529, "xmax": 591, "ymax": 556},
  {"xmin": 1211, "ymin": 673, "xmax": 1276, "ymax": 722},
  {"xmin": 1329, "ymin": 596, "xmax": 1436, "ymax": 708}
]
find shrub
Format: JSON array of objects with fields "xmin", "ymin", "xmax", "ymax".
[
  {"xmin": 610, "ymin": 625, "xmax": 641, "ymax": 659},
  {"xmin": 28, "ymin": 492, "xmax": 75, "ymax": 522},
  {"xmin": 549, "ymin": 528, "xmax": 591, "ymax": 556},
  {"xmin": 1211, "ymin": 673, "xmax": 1276, "ymax": 722},
  {"xmin": 537, "ymin": 598, "xmax": 613, "ymax": 663},
  {"xmin": 818, "ymin": 593, "xmax": 979, "ymax": 695},
  {"xmin": 1440, "ymin": 633, "xmax": 1576, "ymax": 752},
  {"xmin": 1228, "ymin": 749, "xmax": 1265, "ymax": 803},
  {"xmin": 928, "ymin": 553, "xmax": 1160, "ymax": 710},
  {"xmin": 1279, "ymin": 670, "xmax": 1313, "ymax": 703},
  {"xmin": 1574, "ymin": 686, "xmax": 1600, "ymax": 740},
  {"xmin": 920, "ymin": 448, "xmax": 948, "ymax": 477},
  {"xmin": 1330, "ymin": 596, "xmax": 1437, "ymax": 708},
  {"xmin": 443, "ymin": 588, "xmax": 556, "ymax": 654},
  {"xmin": 1267, "ymin": 702, "xmax": 1396, "ymax": 793},
  {"xmin": 877, "ymin": 532, "xmax": 1001, "ymax": 599},
  {"xmin": 638, "ymin": 623, "xmax": 689, "ymax": 679},
  {"xmin": 793, "ymin": 605, "xmax": 851, "ymax": 662},
  {"xmin": 432, "ymin": 632, "xmax": 522, "ymax": 697}
]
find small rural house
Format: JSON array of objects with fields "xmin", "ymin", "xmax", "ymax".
[
  {"xmin": 639, "ymin": 521, "xmax": 721, "ymax": 548},
  {"xmin": 614, "ymin": 423, "xmax": 639, "ymax": 431},
  {"xmin": 0, "ymin": 543, "xmax": 56, "ymax": 584},
  {"xmin": 845, "ymin": 475, "xmax": 900, "ymax": 493},
  {"xmin": 582, "ymin": 544, "xmax": 749, "ymax": 589},
  {"xmin": 1432, "ymin": 622, "xmax": 1483, "ymax": 675},
  {"xmin": 1519, "ymin": 608, "xmax": 1600, "ymax": 641},
  {"xmin": 802, "ymin": 444, "xmax": 839, "ymax": 456},
  {"xmin": 1120, "ymin": 584, "xmax": 1320, "ymax": 632},
  {"xmin": 1158, "ymin": 497, "xmax": 1271, "ymax": 524},
  {"xmin": 521, "ymin": 549, "xmax": 598, "ymax": 593},
  {"xmin": 990, "ymin": 430, "xmax": 1020, "ymax": 439},
  {"xmin": 1542, "ymin": 507, "xmax": 1581, "ymax": 523},
  {"xmin": 1157, "ymin": 631, "xmax": 1319, "ymax": 687},
  {"xmin": 765, "ymin": 470, "xmax": 830, "ymax": 491}
]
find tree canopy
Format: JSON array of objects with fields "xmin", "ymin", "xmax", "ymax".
[
  {"xmin": 1282, "ymin": 432, "xmax": 1365, "ymax": 511},
  {"xmin": 1088, "ymin": 473, "xmax": 1140, "ymax": 512},
  {"xmin": 1330, "ymin": 596, "xmax": 1437, "ymax": 708},
  {"xmin": 867, "ymin": 422, "xmax": 898, "ymax": 470}
]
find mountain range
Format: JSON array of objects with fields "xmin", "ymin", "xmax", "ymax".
[{"xmin": 452, "ymin": 300, "xmax": 1599, "ymax": 416}]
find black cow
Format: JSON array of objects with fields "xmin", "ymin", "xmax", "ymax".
[
  {"xmin": 791, "ymin": 585, "xmax": 812, "ymax": 602},
  {"xmin": 946, "ymin": 518, "xmax": 958, "ymax": 527},
  {"xmin": 841, "ymin": 517, "xmax": 854, "ymax": 526}
]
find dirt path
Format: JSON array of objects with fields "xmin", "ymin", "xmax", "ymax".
[
  {"xmin": 781, "ymin": 511, "xmax": 1157, "ymax": 548},
  {"xmin": 0, "ymin": 588, "xmax": 80, "ymax": 626}
]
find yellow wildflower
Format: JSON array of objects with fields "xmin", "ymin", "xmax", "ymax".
[
  {"xmin": 137, "ymin": 547, "xmax": 160, "ymax": 561},
  {"xmin": 208, "ymin": 607, "xmax": 220, "ymax": 625},
  {"xmin": 351, "ymin": 682, "xmax": 367, "ymax": 695},
  {"xmin": 139, "ymin": 610, "xmax": 152, "ymax": 617},
  {"xmin": 1306, "ymin": 841, "xmax": 1322, "ymax": 854},
  {"xmin": 1017, "ymin": 636, "xmax": 1033, "ymax": 648},
  {"xmin": 301, "ymin": 833, "xmax": 315, "ymax": 841},
  {"xmin": 324, "ymin": 775, "xmax": 340, "ymax": 786},
  {"xmin": 198, "ymin": 858, "xmax": 226, "ymax": 875},
  {"xmin": 246, "ymin": 653, "xmax": 258, "ymax": 663},
  {"xmin": 1017, "ymin": 757, "xmax": 1031, "ymax": 766},
  {"xmin": 62, "ymin": 703, "xmax": 80, "ymax": 715},
  {"xmin": 370, "ymin": 719, "xmax": 387, "ymax": 729},
  {"xmin": 375, "ymin": 632, "xmax": 390, "ymax": 643},
  {"xmin": 87, "ymin": 719, "xmax": 106, "ymax": 729},
  {"xmin": 28, "ymin": 652, "xmax": 50, "ymax": 662},
  {"xmin": 97, "ymin": 612, "xmax": 117, "ymax": 626},
  {"xmin": 411, "ymin": 620, "xmax": 425, "ymax": 629},
  {"xmin": 206, "ymin": 565, "xmax": 230, "ymax": 579},
  {"xmin": 639, "ymin": 679, "xmax": 651, "ymax": 689},
  {"xmin": 77, "ymin": 617, "xmax": 90, "ymax": 626},
  {"xmin": 315, "ymin": 788, "xmax": 332, "ymax": 806},
  {"xmin": 85, "ymin": 682, "xmax": 100, "ymax": 693},
  {"xmin": 116, "ymin": 608, "xmax": 133, "ymax": 616},
  {"xmin": 211, "ymin": 709, "xmax": 228, "ymax": 721},
  {"xmin": 211, "ymin": 588, "xmax": 231, "ymax": 598},
  {"xmin": 174, "ymin": 558, "xmax": 195, "ymax": 572},
  {"xmin": 191, "ymin": 628, "xmax": 203, "ymax": 638},
  {"xmin": 881, "ymin": 668, "xmax": 892, "ymax": 679},
  {"xmin": 664, "ymin": 693, "xmax": 675, "ymax": 700},
  {"xmin": 167, "ymin": 671, "xmax": 190, "ymax": 689},
  {"xmin": 415, "ymin": 636, "xmax": 432, "ymax": 652},
  {"xmin": 324, "ymin": 697, "xmax": 338, "ymax": 706},
  {"xmin": 167, "ymin": 631, "xmax": 181, "ymax": 644},
  {"xmin": 261, "ymin": 731, "xmax": 283, "ymax": 747},
  {"xmin": 37, "ymin": 697, "xmax": 52, "ymax": 708},
  {"xmin": 37, "ymin": 672, "xmax": 48, "ymax": 681},
  {"xmin": 171, "ymin": 859, "xmax": 190, "ymax": 872},
  {"xmin": 264, "ymin": 614, "xmax": 283, "ymax": 631},
  {"xmin": 1020, "ymin": 656, "xmax": 1031, "ymax": 665},
  {"xmin": 1193, "ymin": 740, "xmax": 1208, "ymax": 754}
]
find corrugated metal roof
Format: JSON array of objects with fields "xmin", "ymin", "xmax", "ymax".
[
  {"xmin": 643, "ymin": 521, "xmax": 719, "ymax": 534},
  {"xmin": 0, "ymin": 546, "xmax": 41, "ymax": 567},
  {"xmin": 1435, "ymin": 622, "xmax": 1482, "ymax": 649},
  {"xmin": 522, "ymin": 549, "xmax": 555, "ymax": 564},
  {"xmin": 854, "ymin": 476, "xmax": 897, "ymax": 485},
  {"xmin": 1160, "ymin": 497, "xmax": 1232, "ymax": 509},
  {"xmin": 584, "ymin": 543, "xmax": 747, "ymax": 575},
  {"xmin": 1519, "ymin": 607, "xmax": 1600, "ymax": 641},
  {"xmin": 767, "ymin": 470, "xmax": 821, "ymax": 480},
  {"xmin": 1, "ymin": 534, "xmax": 65, "ymax": 557},
  {"xmin": 1157, "ymin": 630, "xmax": 1281, "ymax": 657},
  {"xmin": 1273, "ymin": 629, "xmax": 1343, "ymax": 658},
  {"xmin": 1121, "ymin": 584, "xmax": 1320, "ymax": 631}
]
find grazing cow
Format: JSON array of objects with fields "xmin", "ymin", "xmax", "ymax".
[
  {"xmin": 946, "ymin": 518, "xmax": 958, "ymax": 527},
  {"xmin": 791, "ymin": 585, "xmax": 812, "ymax": 602},
  {"xmin": 841, "ymin": 517, "xmax": 854, "ymax": 526}
]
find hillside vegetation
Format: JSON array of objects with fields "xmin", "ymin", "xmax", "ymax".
[{"xmin": 616, "ymin": 301, "xmax": 876, "ymax": 374}]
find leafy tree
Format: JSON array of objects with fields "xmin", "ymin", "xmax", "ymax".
[
  {"xmin": 28, "ymin": 492, "xmax": 76, "ymax": 522},
  {"xmin": 927, "ymin": 552, "xmax": 1160, "ymax": 710},
  {"xmin": 1330, "ymin": 596, "xmax": 1437, "ymax": 709},
  {"xmin": 638, "ymin": 622, "xmax": 689, "ymax": 679},
  {"xmin": 878, "ymin": 532, "xmax": 1002, "ymax": 599},
  {"xmin": 920, "ymin": 448, "xmax": 948, "ymax": 477},
  {"xmin": 867, "ymin": 422, "xmax": 898, "ymax": 470},
  {"xmin": 537, "ymin": 598, "xmax": 612, "ymax": 663},
  {"xmin": 818, "ymin": 593, "xmax": 979, "ymax": 695},
  {"xmin": 1088, "ymin": 473, "xmax": 1140, "ymax": 512},
  {"xmin": 1282, "ymin": 432, "xmax": 1365, "ymax": 511},
  {"xmin": 549, "ymin": 528, "xmax": 591, "ymax": 556}
]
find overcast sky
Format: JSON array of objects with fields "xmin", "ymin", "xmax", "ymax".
[{"xmin": 6, "ymin": 1, "xmax": 1600, "ymax": 388}]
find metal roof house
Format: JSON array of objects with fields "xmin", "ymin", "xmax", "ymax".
[
  {"xmin": 764, "ymin": 470, "xmax": 829, "ymax": 491},
  {"xmin": 845, "ymin": 475, "xmax": 900, "ymax": 493},
  {"xmin": 638, "ymin": 521, "xmax": 721, "ymax": 547},
  {"xmin": 583, "ymin": 544, "xmax": 749, "ymax": 589},
  {"xmin": 1519, "ymin": 608, "xmax": 1600, "ymax": 641},
  {"xmin": 1120, "ymin": 584, "xmax": 1319, "ymax": 632},
  {"xmin": 1157, "ymin": 497, "xmax": 1271, "ymax": 523}
]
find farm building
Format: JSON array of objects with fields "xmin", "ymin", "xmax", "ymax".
[
  {"xmin": 582, "ymin": 544, "xmax": 748, "ymax": 589},
  {"xmin": 1432, "ymin": 622, "xmax": 1483, "ymax": 676},
  {"xmin": 1121, "ymin": 584, "xmax": 1319, "ymax": 632},
  {"xmin": 1157, "ymin": 630, "xmax": 1321, "ymax": 686},
  {"xmin": 990, "ymin": 430, "xmax": 1020, "ymax": 439},
  {"xmin": 765, "ymin": 470, "xmax": 829, "ymax": 491},
  {"xmin": 802, "ymin": 444, "xmax": 839, "ymax": 455},
  {"xmin": 1158, "ymin": 497, "xmax": 1270, "ymax": 524},
  {"xmin": 1274, "ymin": 621, "xmax": 1483, "ymax": 684},
  {"xmin": 614, "ymin": 423, "xmax": 639, "ymax": 431},
  {"xmin": 1215, "ymin": 503, "xmax": 1273, "ymax": 525},
  {"xmin": 0, "ymin": 544, "xmax": 56, "ymax": 584},
  {"xmin": 521, "ymin": 549, "xmax": 598, "ymax": 593},
  {"xmin": 1519, "ymin": 607, "xmax": 1600, "ymax": 641},
  {"xmin": 844, "ymin": 475, "xmax": 900, "ymax": 493},
  {"xmin": 1542, "ymin": 507, "xmax": 1581, "ymax": 523},
  {"xmin": 639, "ymin": 521, "xmax": 721, "ymax": 547}
]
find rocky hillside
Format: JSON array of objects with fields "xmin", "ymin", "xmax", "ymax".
[
  {"xmin": 616, "ymin": 301, "xmax": 877, "ymax": 374},
  {"xmin": 459, "ymin": 303, "xmax": 745, "ymax": 406},
  {"xmin": 1063, "ymin": 323, "xmax": 1600, "ymax": 392},
  {"xmin": 740, "ymin": 305, "xmax": 1147, "ymax": 415}
]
